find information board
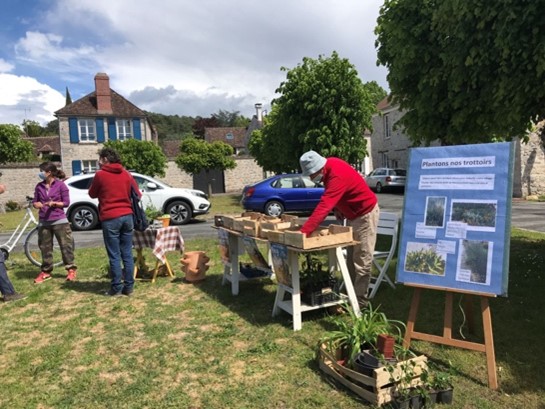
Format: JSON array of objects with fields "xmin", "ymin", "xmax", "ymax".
[{"xmin": 395, "ymin": 142, "xmax": 514, "ymax": 296}]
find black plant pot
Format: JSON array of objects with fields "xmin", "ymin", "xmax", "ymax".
[
  {"xmin": 410, "ymin": 394, "xmax": 423, "ymax": 409},
  {"xmin": 352, "ymin": 352, "xmax": 380, "ymax": 376},
  {"xmin": 438, "ymin": 388, "xmax": 454, "ymax": 404},
  {"xmin": 391, "ymin": 397, "xmax": 410, "ymax": 409},
  {"xmin": 427, "ymin": 390, "xmax": 439, "ymax": 405}
]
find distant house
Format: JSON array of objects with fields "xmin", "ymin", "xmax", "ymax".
[
  {"xmin": 54, "ymin": 72, "xmax": 156, "ymax": 176},
  {"xmin": 204, "ymin": 127, "xmax": 247, "ymax": 155},
  {"xmin": 24, "ymin": 136, "xmax": 61, "ymax": 161},
  {"xmin": 369, "ymin": 96, "xmax": 545, "ymax": 197}
]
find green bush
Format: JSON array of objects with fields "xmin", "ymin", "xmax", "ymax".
[{"xmin": 5, "ymin": 200, "xmax": 20, "ymax": 212}]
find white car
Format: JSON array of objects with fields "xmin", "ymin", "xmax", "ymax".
[{"xmin": 64, "ymin": 172, "xmax": 211, "ymax": 231}]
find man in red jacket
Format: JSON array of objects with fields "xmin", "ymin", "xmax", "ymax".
[
  {"xmin": 89, "ymin": 148, "xmax": 141, "ymax": 297},
  {"xmin": 299, "ymin": 150, "xmax": 379, "ymax": 306}
]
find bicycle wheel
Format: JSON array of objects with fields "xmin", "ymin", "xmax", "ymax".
[{"xmin": 24, "ymin": 227, "xmax": 76, "ymax": 268}]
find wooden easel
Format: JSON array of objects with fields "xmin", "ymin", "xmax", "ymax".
[{"xmin": 403, "ymin": 284, "xmax": 498, "ymax": 389}]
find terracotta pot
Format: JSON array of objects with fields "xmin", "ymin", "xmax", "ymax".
[
  {"xmin": 180, "ymin": 251, "xmax": 210, "ymax": 282},
  {"xmin": 377, "ymin": 334, "xmax": 395, "ymax": 358},
  {"xmin": 157, "ymin": 217, "xmax": 170, "ymax": 227}
]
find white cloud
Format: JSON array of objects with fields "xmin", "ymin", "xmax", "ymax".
[
  {"xmin": 5, "ymin": 0, "xmax": 388, "ymax": 121},
  {"xmin": 0, "ymin": 59, "xmax": 15, "ymax": 73},
  {"xmin": 0, "ymin": 74, "xmax": 64, "ymax": 125}
]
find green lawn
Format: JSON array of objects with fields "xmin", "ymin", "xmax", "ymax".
[{"xmin": 1, "ymin": 228, "xmax": 544, "ymax": 408}]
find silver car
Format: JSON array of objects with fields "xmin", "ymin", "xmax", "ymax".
[{"xmin": 365, "ymin": 168, "xmax": 406, "ymax": 193}]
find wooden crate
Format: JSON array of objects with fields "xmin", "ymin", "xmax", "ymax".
[
  {"xmin": 266, "ymin": 229, "xmax": 286, "ymax": 243},
  {"xmin": 318, "ymin": 344, "xmax": 427, "ymax": 406},
  {"xmin": 243, "ymin": 215, "xmax": 277, "ymax": 237},
  {"xmin": 221, "ymin": 212, "xmax": 262, "ymax": 231},
  {"xmin": 283, "ymin": 225, "xmax": 353, "ymax": 249}
]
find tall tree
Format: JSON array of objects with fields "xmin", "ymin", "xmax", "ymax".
[
  {"xmin": 0, "ymin": 124, "xmax": 35, "ymax": 164},
  {"xmin": 65, "ymin": 87, "xmax": 73, "ymax": 106},
  {"xmin": 249, "ymin": 51, "xmax": 376, "ymax": 173},
  {"xmin": 175, "ymin": 137, "xmax": 236, "ymax": 196},
  {"xmin": 44, "ymin": 119, "xmax": 59, "ymax": 135},
  {"xmin": 212, "ymin": 109, "xmax": 250, "ymax": 127},
  {"xmin": 363, "ymin": 81, "xmax": 388, "ymax": 107},
  {"xmin": 375, "ymin": 0, "xmax": 545, "ymax": 145},
  {"xmin": 103, "ymin": 139, "xmax": 167, "ymax": 177},
  {"xmin": 192, "ymin": 117, "xmax": 220, "ymax": 137}
]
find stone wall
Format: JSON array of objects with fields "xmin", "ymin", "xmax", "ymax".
[
  {"xmin": 516, "ymin": 129, "xmax": 545, "ymax": 198},
  {"xmin": 1, "ymin": 157, "xmax": 267, "ymax": 211}
]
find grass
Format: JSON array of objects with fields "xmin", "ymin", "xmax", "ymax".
[{"xmin": 0, "ymin": 228, "xmax": 544, "ymax": 408}]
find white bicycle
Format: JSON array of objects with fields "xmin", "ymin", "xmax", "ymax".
[{"xmin": 0, "ymin": 196, "xmax": 74, "ymax": 267}]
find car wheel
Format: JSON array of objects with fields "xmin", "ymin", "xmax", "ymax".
[
  {"xmin": 167, "ymin": 201, "xmax": 192, "ymax": 225},
  {"xmin": 375, "ymin": 182, "xmax": 383, "ymax": 193},
  {"xmin": 70, "ymin": 205, "xmax": 98, "ymax": 231},
  {"xmin": 265, "ymin": 200, "xmax": 284, "ymax": 217}
]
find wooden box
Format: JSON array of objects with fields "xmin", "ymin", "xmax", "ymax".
[
  {"xmin": 266, "ymin": 229, "xmax": 286, "ymax": 244},
  {"xmin": 318, "ymin": 344, "xmax": 427, "ymax": 406},
  {"xmin": 283, "ymin": 225, "xmax": 353, "ymax": 249},
  {"xmin": 243, "ymin": 215, "xmax": 277, "ymax": 237}
]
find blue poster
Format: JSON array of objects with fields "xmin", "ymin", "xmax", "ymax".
[{"xmin": 395, "ymin": 142, "xmax": 514, "ymax": 296}]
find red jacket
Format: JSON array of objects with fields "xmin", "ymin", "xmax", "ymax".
[
  {"xmin": 88, "ymin": 163, "xmax": 140, "ymax": 222},
  {"xmin": 300, "ymin": 157, "xmax": 377, "ymax": 235}
]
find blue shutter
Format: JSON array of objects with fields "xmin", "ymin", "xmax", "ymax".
[
  {"xmin": 96, "ymin": 118, "xmax": 105, "ymax": 142},
  {"xmin": 108, "ymin": 117, "xmax": 117, "ymax": 140},
  {"xmin": 133, "ymin": 118, "xmax": 142, "ymax": 140},
  {"xmin": 69, "ymin": 118, "xmax": 79, "ymax": 143},
  {"xmin": 72, "ymin": 160, "xmax": 82, "ymax": 176}
]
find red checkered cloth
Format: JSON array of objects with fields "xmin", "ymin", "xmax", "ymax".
[{"xmin": 132, "ymin": 226, "xmax": 185, "ymax": 263}]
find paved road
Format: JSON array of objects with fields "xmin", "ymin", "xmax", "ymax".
[{"xmin": 2, "ymin": 194, "xmax": 545, "ymax": 250}]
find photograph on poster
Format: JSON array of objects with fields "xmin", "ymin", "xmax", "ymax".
[
  {"xmin": 270, "ymin": 243, "xmax": 291, "ymax": 286},
  {"xmin": 424, "ymin": 196, "xmax": 447, "ymax": 228},
  {"xmin": 404, "ymin": 242, "xmax": 447, "ymax": 276},
  {"xmin": 450, "ymin": 199, "xmax": 497, "ymax": 232},
  {"xmin": 242, "ymin": 237, "xmax": 270, "ymax": 269},
  {"xmin": 217, "ymin": 229, "xmax": 230, "ymax": 265},
  {"xmin": 456, "ymin": 239, "xmax": 493, "ymax": 285}
]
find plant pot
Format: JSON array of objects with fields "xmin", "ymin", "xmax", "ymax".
[
  {"xmin": 410, "ymin": 393, "xmax": 423, "ymax": 409},
  {"xmin": 352, "ymin": 352, "xmax": 380, "ymax": 376},
  {"xmin": 377, "ymin": 334, "xmax": 395, "ymax": 358},
  {"xmin": 427, "ymin": 390, "xmax": 439, "ymax": 405},
  {"xmin": 156, "ymin": 217, "xmax": 170, "ymax": 227},
  {"xmin": 438, "ymin": 388, "xmax": 454, "ymax": 404},
  {"xmin": 391, "ymin": 397, "xmax": 410, "ymax": 409},
  {"xmin": 180, "ymin": 251, "xmax": 210, "ymax": 282},
  {"xmin": 361, "ymin": 349, "xmax": 381, "ymax": 367}
]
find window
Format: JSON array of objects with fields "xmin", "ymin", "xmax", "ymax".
[
  {"xmin": 384, "ymin": 114, "xmax": 391, "ymax": 139},
  {"xmin": 116, "ymin": 119, "xmax": 133, "ymax": 141},
  {"xmin": 81, "ymin": 160, "xmax": 98, "ymax": 173},
  {"xmin": 78, "ymin": 119, "xmax": 96, "ymax": 142}
]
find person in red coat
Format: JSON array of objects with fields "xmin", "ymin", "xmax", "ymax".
[
  {"xmin": 299, "ymin": 150, "xmax": 379, "ymax": 307},
  {"xmin": 89, "ymin": 148, "xmax": 141, "ymax": 297}
]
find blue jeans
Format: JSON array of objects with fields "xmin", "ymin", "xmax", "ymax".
[
  {"xmin": 0, "ymin": 251, "xmax": 16, "ymax": 297},
  {"xmin": 101, "ymin": 214, "xmax": 134, "ymax": 294}
]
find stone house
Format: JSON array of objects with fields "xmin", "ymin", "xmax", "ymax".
[
  {"xmin": 54, "ymin": 72, "xmax": 156, "ymax": 176},
  {"xmin": 369, "ymin": 97, "xmax": 545, "ymax": 197}
]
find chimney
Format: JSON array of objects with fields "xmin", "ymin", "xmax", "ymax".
[
  {"xmin": 95, "ymin": 72, "xmax": 112, "ymax": 114},
  {"xmin": 255, "ymin": 103, "xmax": 263, "ymax": 123}
]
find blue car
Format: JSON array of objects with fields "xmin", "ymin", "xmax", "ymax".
[{"xmin": 241, "ymin": 174, "xmax": 324, "ymax": 217}]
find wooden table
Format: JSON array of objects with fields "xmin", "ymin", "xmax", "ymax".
[
  {"xmin": 217, "ymin": 227, "xmax": 361, "ymax": 331},
  {"xmin": 133, "ymin": 226, "xmax": 185, "ymax": 282}
]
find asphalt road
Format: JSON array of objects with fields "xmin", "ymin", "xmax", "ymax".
[{"xmin": 2, "ymin": 193, "xmax": 545, "ymax": 250}]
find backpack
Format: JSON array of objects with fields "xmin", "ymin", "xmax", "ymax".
[{"xmin": 130, "ymin": 184, "xmax": 149, "ymax": 231}]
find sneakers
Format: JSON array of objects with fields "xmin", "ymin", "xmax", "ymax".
[
  {"xmin": 66, "ymin": 269, "xmax": 77, "ymax": 281},
  {"xmin": 34, "ymin": 271, "xmax": 52, "ymax": 284},
  {"xmin": 121, "ymin": 288, "xmax": 133, "ymax": 297},
  {"xmin": 104, "ymin": 289, "xmax": 123, "ymax": 297},
  {"xmin": 3, "ymin": 292, "xmax": 27, "ymax": 303}
]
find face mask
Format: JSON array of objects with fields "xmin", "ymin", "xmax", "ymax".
[
  {"xmin": 311, "ymin": 173, "xmax": 323, "ymax": 184},
  {"xmin": 38, "ymin": 172, "xmax": 46, "ymax": 181}
]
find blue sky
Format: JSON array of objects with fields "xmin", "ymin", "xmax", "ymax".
[{"xmin": 0, "ymin": 0, "xmax": 388, "ymax": 126}]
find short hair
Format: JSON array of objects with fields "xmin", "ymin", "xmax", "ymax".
[{"xmin": 98, "ymin": 148, "xmax": 121, "ymax": 164}]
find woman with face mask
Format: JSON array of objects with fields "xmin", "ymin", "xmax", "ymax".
[{"xmin": 32, "ymin": 162, "xmax": 77, "ymax": 283}]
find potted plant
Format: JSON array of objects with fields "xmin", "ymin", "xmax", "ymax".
[
  {"xmin": 384, "ymin": 349, "xmax": 419, "ymax": 409},
  {"xmin": 320, "ymin": 303, "xmax": 406, "ymax": 368},
  {"xmin": 430, "ymin": 370, "xmax": 454, "ymax": 404},
  {"xmin": 145, "ymin": 204, "xmax": 163, "ymax": 224},
  {"xmin": 299, "ymin": 255, "xmax": 338, "ymax": 306}
]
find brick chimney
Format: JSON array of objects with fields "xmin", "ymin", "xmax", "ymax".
[{"xmin": 95, "ymin": 72, "xmax": 112, "ymax": 114}]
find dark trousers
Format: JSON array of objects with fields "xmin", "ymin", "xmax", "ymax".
[
  {"xmin": 0, "ymin": 251, "xmax": 16, "ymax": 297},
  {"xmin": 38, "ymin": 223, "xmax": 76, "ymax": 272}
]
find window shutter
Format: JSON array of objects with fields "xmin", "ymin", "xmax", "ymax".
[
  {"xmin": 108, "ymin": 117, "xmax": 117, "ymax": 140},
  {"xmin": 96, "ymin": 118, "xmax": 105, "ymax": 142},
  {"xmin": 71, "ymin": 160, "xmax": 82, "ymax": 176},
  {"xmin": 133, "ymin": 118, "xmax": 142, "ymax": 140},
  {"xmin": 69, "ymin": 118, "xmax": 79, "ymax": 143}
]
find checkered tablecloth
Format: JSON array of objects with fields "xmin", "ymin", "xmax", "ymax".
[{"xmin": 132, "ymin": 226, "xmax": 185, "ymax": 263}]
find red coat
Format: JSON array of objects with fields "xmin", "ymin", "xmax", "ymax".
[
  {"xmin": 88, "ymin": 163, "xmax": 140, "ymax": 222},
  {"xmin": 300, "ymin": 157, "xmax": 377, "ymax": 235}
]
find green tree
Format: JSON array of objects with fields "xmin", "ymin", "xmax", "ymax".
[
  {"xmin": 363, "ymin": 81, "xmax": 388, "ymax": 107},
  {"xmin": 249, "ymin": 52, "xmax": 376, "ymax": 173},
  {"xmin": 146, "ymin": 112, "xmax": 195, "ymax": 141},
  {"xmin": 44, "ymin": 119, "xmax": 59, "ymax": 135},
  {"xmin": 103, "ymin": 139, "xmax": 167, "ymax": 177},
  {"xmin": 22, "ymin": 120, "xmax": 43, "ymax": 137},
  {"xmin": 175, "ymin": 137, "xmax": 236, "ymax": 196},
  {"xmin": 212, "ymin": 109, "xmax": 250, "ymax": 127},
  {"xmin": 0, "ymin": 124, "xmax": 35, "ymax": 164},
  {"xmin": 375, "ymin": 0, "xmax": 545, "ymax": 145}
]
